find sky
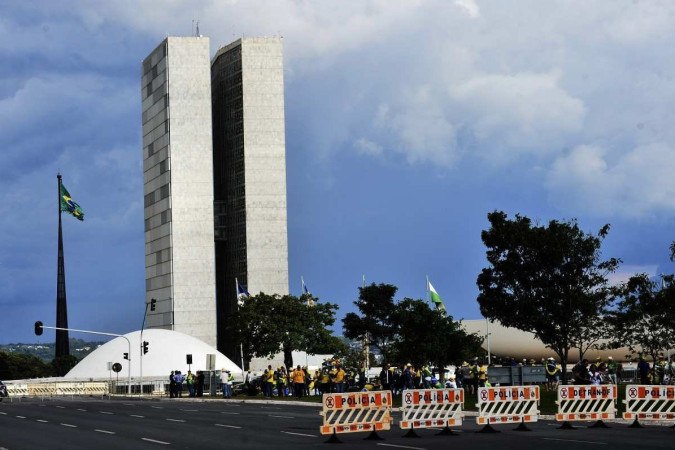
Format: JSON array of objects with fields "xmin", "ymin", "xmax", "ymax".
[{"xmin": 1, "ymin": 0, "xmax": 674, "ymax": 344}]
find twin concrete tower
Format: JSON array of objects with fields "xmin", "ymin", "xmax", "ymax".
[{"xmin": 140, "ymin": 36, "xmax": 289, "ymax": 362}]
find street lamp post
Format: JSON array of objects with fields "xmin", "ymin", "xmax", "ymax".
[{"xmin": 139, "ymin": 298, "xmax": 156, "ymax": 396}]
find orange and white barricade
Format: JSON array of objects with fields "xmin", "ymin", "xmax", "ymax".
[
  {"xmin": 556, "ymin": 385, "xmax": 617, "ymax": 422},
  {"xmin": 400, "ymin": 388, "xmax": 464, "ymax": 429},
  {"xmin": 320, "ymin": 391, "xmax": 392, "ymax": 436},
  {"xmin": 623, "ymin": 385, "xmax": 675, "ymax": 422},
  {"xmin": 476, "ymin": 386, "xmax": 540, "ymax": 425}
]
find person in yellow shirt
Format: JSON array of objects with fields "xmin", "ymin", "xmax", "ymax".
[
  {"xmin": 335, "ymin": 364, "xmax": 346, "ymax": 393},
  {"xmin": 291, "ymin": 365, "xmax": 306, "ymax": 398}
]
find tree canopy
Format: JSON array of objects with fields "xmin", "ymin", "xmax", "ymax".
[
  {"xmin": 476, "ymin": 211, "xmax": 619, "ymax": 383},
  {"xmin": 343, "ymin": 283, "xmax": 483, "ymax": 371},
  {"xmin": 607, "ymin": 274, "xmax": 675, "ymax": 363},
  {"xmin": 224, "ymin": 293, "xmax": 343, "ymax": 368}
]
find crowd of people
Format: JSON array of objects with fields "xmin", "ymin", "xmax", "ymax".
[{"xmin": 167, "ymin": 353, "xmax": 675, "ymax": 399}]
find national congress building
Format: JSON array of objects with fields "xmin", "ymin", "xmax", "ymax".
[{"xmin": 140, "ymin": 35, "xmax": 289, "ymax": 362}]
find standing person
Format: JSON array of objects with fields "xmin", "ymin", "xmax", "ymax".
[
  {"xmin": 638, "ymin": 357, "xmax": 651, "ymax": 385},
  {"xmin": 169, "ymin": 371, "xmax": 176, "ymax": 398},
  {"xmin": 379, "ymin": 364, "xmax": 391, "ymax": 391},
  {"xmin": 186, "ymin": 370, "xmax": 195, "ymax": 397},
  {"xmin": 221, "ymin": 369, "xmax": 233, "ymax": 398},
  {"xmin": 606, "ymin": 357, "xmax": 618, "ymax": 385},
  {"xmin": 265, "ymin": 365, "xmax": 276, "ymax": 397},
  {"xmin": 477, "ymin": 361, "xmax": 489, "ymax": 388},
  {"xmin": 334, "ymin": 364, "xmax": 346, "ymax": 393},
  {"xmin": 546, "ymin": 358, "xmax": 560, "ymax": 391},
  {"xmin": 276, "ymin": 367, "xmax": 286, "ymax": 398},
  {"xmin": 572, "ymin": 360, "xmax": 590, "ymax": 385},
  {"xmin": 174, "ymin": 370, "xmax": 185, "ymax": 398},
  {"xmin": 196, "ymin": 370, "xmax": 205, "ymax": 397},
  {"xmin": 292, "ymin": 365, "xmax": 305, "ymax": 398},
  {"xmin": 403, "ymin": 364, "xmax": 413, "ymax": 390}
]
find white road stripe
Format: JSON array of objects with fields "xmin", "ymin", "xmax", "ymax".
[
  {"xmin": 0, "ymin": 412, "xmax": 6, "ymax": 415},
  {"xmin": 220, "ymin": 411, "xmax": 240, "ymax": 415},
  {"xmin": 130, "ymin": 414, "xmax": 145, "ymax": 418},
  {"xmin": 99, "ymin": 411, "xmax": 114, "ymax": 415},
  {"xmin": 60, "ymin": 423, "xmax": 77, "ymax": 428},
  {"xmin": 269, "ymin": 415, "xmax": 294, "ymax": 419},
  {"xmin": 377, "ymin": 443, "xmax": 427, "ymax": 450},
  {"xmin": 543, "ymin": 438, "xmax": 607, "ymax": 445},
  {"xmin": 123, "ymin": 403, "xmax": 134, "ymax": 406},
  {"xmin": 181, "ymin": 409, "xmax": 198, "ymax": 412},
  {"xmin": 141, "ymin": 438, "xmax": 171, "ymax": 445},
  {"xmin": 36, "ymin": 419, "xmax": 49, "ymax": 423},
  {"xmin": 55, "ymin": 406, "xmax": 66, "ymax": 409},
  {"xmin": 215, "ymin": 424, "xmax": 242, "ymax": 429},
  {"xmin": 281, "ymin": 431, "xmax": 317, "ymax": 438},
  {"xmin": 95, "ymin": 429, "xmax": 116, "ymax": 435},
  {"xmin": 166, "ymin": 418, "xmax": 185, "ymax": 422},
  {"xmin": 16, "ymin": 416, "xmax": 26, "ymax": 419},
  {"xmin": 150, "ymin": 406, "xmax": 164, "ymax": 409},
  {"xmin": 77, "ymin": 408, "xmax": 87, "ymax": 412}
]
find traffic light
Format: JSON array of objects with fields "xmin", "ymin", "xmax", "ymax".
[
  {"xmin": 34, "ymin": 321, "xmax": 43, "ymax": 336},
  {"xmin": 150, "ymin": 298, "xmax": 157, "ymax": 311},
  {"xmin": 123, "ymin": 352, "xmax": 129, "ymax": 360},
  {"xmin": 142, "ymin": 341, "xmax": 149, "ymax": 355}
]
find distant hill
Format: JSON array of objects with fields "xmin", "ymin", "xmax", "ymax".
[{"xmin": 0, "ymin": 338, "xmax": 106, "ymax": 362}]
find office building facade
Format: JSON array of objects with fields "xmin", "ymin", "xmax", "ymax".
[
  {"xmin": 141, "ymin": 37, "xmax": 218, "ymax": 347},
  {"xmin": 211, "ymin": 37, "xmax": 289, "ymax": 359},
  {"xmin": 141, "ymin": 36, "xmax": 288, "ymax": 357}
]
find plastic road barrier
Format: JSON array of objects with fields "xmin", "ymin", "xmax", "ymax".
[
  {"xmin": 556, "ymin": 385, "xmax": 617, "ymax": 422},
  {"xmin": 400, "ymin": 388, "xmax": 464, "ymax": 429},
  {"xmin": 623, "ymin": 385, "xmax": 675, "ymax": 422},
  {"xmin": 320, "ymin": 391, "xmax": 392, "ymax": 435},
  {"xmin": 476, "ymin": 386, "xmax": 540, "ymax": 425}
]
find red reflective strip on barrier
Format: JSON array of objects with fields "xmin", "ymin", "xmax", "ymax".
[
  {"xmin": 375, "ymin": 393, "xmax": 382, "ymax": 407},
  {"xmin": 624, "ymin": 413, "xmax": 633, "ymax": 420},
  {"xmin": 375, "ymin": 423, "xmax": 382, "ymax": 430},
  {"xmin": 638, "ymin": 387, "xmax": 646, "ymax": 398},
  {"xmin": 524, "ymin": 415, "xmax": 530, "ymax": 421},
  {"xmin": 460, "ymin": 389, "xmax": 464, "ymax": 403}
]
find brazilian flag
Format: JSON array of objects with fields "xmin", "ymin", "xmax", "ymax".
[{"xmin": 60, "ymin": 184, "xmax": 84, "ymax": 221}]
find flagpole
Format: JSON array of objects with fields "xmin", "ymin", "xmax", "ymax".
[
  {"xmin": 426, "ymin": 275, "xmax": 430, "ymax": 301},
  {"xmin": 55, "ymin": 173, "xmax": 70, "ymax": 361},
  {"xmin": 236, "ymin": 278, "xmax": 245, "ymax": 379}
]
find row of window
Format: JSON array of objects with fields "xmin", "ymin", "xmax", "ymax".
[{"xmin": 144, "ymin": 183, "xmax": 170, "ymax": 208}]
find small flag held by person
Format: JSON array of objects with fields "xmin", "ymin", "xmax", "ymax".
[
  {"xmin": 236, "ymin": 278, "xmax": 250, "ymax": 306},
  {"xmin": 301, "ymin": 276, "xmax": 315, "ymax": 306},
  {"xmin": 60, "ymin": 184, "xmax": 84, "ymax": 221},
  {"xmin": 427, "ymin": 278, "xmax": 446, "ymax": 313}
]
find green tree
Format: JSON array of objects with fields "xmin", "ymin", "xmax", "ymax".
[
  {"xmin": 392, "ymin": 298, "xmax": 483, "ymax": 376},
  {"xmin": 0, "ymin": 352, "xmax": 53, "ymax": 379},
  {"xmin": 476, "ymin": 211, "xmax": 619, "ymax": 384},
  {"xmin": 607, "ymin": 274, "xmax": 675, "ymax": 364},
  {"xmin": 52, "ymin": 355, "xmax": 79, "ymax": 377},
  {"xmin": 226, "ymin": 293, "xmax": 341, "ymax": 368},
  {"xmin": 342, "ymin": 284, "xmax": 398, "ymax": 364}
]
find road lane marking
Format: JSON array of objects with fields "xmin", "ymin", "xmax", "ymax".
[
  {"xmin": 166, "ymin": 418, "xmax": 185, "ymax": 422},
  {"xmin": 95, "ymin": 429, "xmax": 116, "ymax": 435},
  {"xmin": 377, "ymin": 444, "xmax": 427, "ymax": 450},
  {"xmin": 215, "ymin": 424, "xmax": 242, "ymax": 429},
  {"xmin": 123, "ymin": 403, "xmax": 134, "ymax": 406},
  {"xmin": 130, "ymin": 414, "xmax": 145, "ymax": 418},
  {"xmin": 0, "ymin": 412, "xmax": 6, "ymax": 415},
  {"xmin": 56, "ymin": 406, "xmax": 66, "ymax": 409},
  {"xmin": 37, "ymin": 419, "xmax": 49, "ymax": 423},
  {"xmin": 61, "ymin": 423, "xmax": 77, "ymax": 428},
  {"xmin": 220, "ymin": 411, "xmax": 240, "ymax": 415},
  {"xmin": 141, "ymin": 438, "xmax": 171, "ymax": 445},
  {"xmin": 281, "ymin": 431, "xmax": 317, "ymax": 438},
  {"xmin": 150, "ymin": 406, "xmax": 164, "ymax": 409},
  {"xmin": 99, "ymin": 411, "xmax": 114, "ymax": 415},
  {"xmin": 269, "ymin": 415, "xmax": 294, "ymax": 419},
  {"xmin": 77, "ymin": 408, "xmax": 87, "ymax": 412},
  {"xmin": 16, "ymin": 416, "xmax": 26, "ymax": 419},
  {"xmin": 181, "ymin": 409, "xmax": 198, "ymax": 412},
  {"xmin": 542, "ymin": 438, "xmax": 607, "ymax": 445}
]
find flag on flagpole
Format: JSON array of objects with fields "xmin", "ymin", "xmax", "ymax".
[
  {"xmin": 60, "ymin": 184, "xmax": 84, "ymax": 221},
  {"xmin": 428, "ymin": 279, "xmax": 446, "ymax": 313},
  {"xmin": 236, "ymin": 278, "xmax": 250, "ymax": 306},
  {"xmin": 301, "ymin": 276, "xmax": 315, "ymax": 306},
  {"xmin": 301, "ymin": 276, "xmax": 309, "ymax": 295}
]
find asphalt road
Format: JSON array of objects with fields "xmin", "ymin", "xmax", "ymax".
[{"xmin": 1, "ymin": 397, "xmax": 673, "ymax": 449}]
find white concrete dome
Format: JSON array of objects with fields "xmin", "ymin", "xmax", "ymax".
[{"xmin": 65, "ymin": 329, "xmax": 241, "ymax": 380}]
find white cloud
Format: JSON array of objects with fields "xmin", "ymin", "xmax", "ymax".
[
  {"xmin": 546, "ymin": 142, "xmax": 675, "ymax": 217},
  {"xmin": 454, "ymin": 0, "xmax": 480, "ymax": 19},
  {"xmin": 354, "ymin": 138, "xmax": 383, "ymax": 157},
  {"xmin": 607, "ymin": 265, "xmax": 659, "ymax": 286}
]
